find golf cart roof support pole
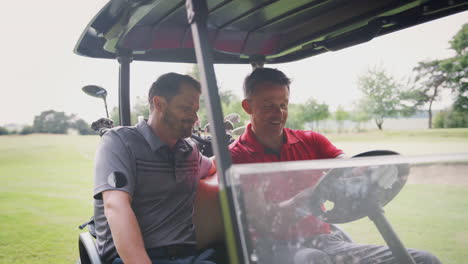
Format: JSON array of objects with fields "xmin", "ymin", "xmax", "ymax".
[
  {"xmin": 118, "ymin": 55, "xmax": 132, "ymax": 126},
  {"xmin": 186, "ymin": 1, "xmax": 242, "ymax": 263},
  {"xmin": 368, "ymin": 208, "xmax": 417, "ymax": 264}
]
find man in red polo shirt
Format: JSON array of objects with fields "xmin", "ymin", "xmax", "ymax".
[{"xmin": 229, "ymin": 68, "xmax": 441, "ymax": 264}]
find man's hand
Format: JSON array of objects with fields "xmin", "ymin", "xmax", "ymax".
[
  {"xmin": 208, "ymin": 157, "xmax": 217, "ymax": 176},
  {"xmin": 103, "ymin": 190, "xmax": 151, "ymax": 264}
]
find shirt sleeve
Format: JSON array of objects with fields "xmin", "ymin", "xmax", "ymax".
[
  {"xmin": 198, "ymin": 153, "xmax": 213, "ymax": 179},
  {"xmin": 310, "ymin": 132, "xmax": 343, "ymax": 159},
  {"xmin": 93, "ymin": 130, "xmax": 135, "ymax": 199}
]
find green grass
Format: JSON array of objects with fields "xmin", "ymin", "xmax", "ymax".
[
  {"xmin": 0, "ymin": 135, "xmax": 99, "ymax": 264},
  {"xmin": 0, "ymin": 129, "xmax": 467, "ymax": 263},
  {"xmin": 327, "ymin": 128, "xmax": 468, "ymax": 156},
  {"xmin": 341, "ymin": 184, "xmax": 468, "ymax": 264}
]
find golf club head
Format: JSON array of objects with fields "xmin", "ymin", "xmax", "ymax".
[
  {"xmin": 224, "ymin": 113, "xmax": 241, "ymax": 124},
  {"xmin": 224, "ymin": 120, "xmax": 234, "ymax": 131},
  {"xmin": 82, "ymin": 85, "xmax": 108, "ymax": 99},
  {"xmin": 232, "ymin": 126, "xmax": 246, "ymax": 136},
  {"xmin": 203, "ymin": 124, "xmax": 210, "ymax": 133}
]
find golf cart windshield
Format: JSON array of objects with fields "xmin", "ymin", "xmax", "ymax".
[{"xmin": 228, "ymin": 153, "xmax": 468, "ymax": 263}]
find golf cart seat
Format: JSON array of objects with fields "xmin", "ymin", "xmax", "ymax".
[{"xmin": 78, "ymin": 232, "xmax": 102, "ymax": 264}]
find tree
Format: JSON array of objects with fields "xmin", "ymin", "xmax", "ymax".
[
  {"xmin": 286, "ymin": 103, "xmax": 306, "ymax": 130},
  {"xmin": 0, "ymin": 126, "xmax": 9, "ymax": 135},
  {"xmin": 350, "ymin": 101, "xmax": 372, "ymax": 132},
  {"xmin": 450, "ymin": 23, "xmax": 468, "ymax": 54},
  {"xmin": 33, "ymin": 110, "xmax": 72, "ymax": 134},
  {"xmin": 411, "ymin": 24, "xmax": 467, "ymax": 128},
  {"xmin": 219, "ymin": 90, "xmax": 236, "ymax": 106},
  {"xmin": 219, "ymin": 90, "xmax": 249, "ymax": 128},
  {"xmin": 301, "ymin": 99, "xmax": 330, "ymax": 130},
  {"xmin": 131, "ymin": 96, "xmax": 150, "ymax": 124},
  {"xmin": 110, "ymin": 106, "xmax": 119, "ymax": 125},
  {"xmin": 357, "ymin": 67, "xmax": 409, "ymax": 130},
  {"xmin": 109, "ymin": 96, "xmax": 150, "ymax": 126},
  {"xmin": 31, "ymin": 110, "xmax": 96, "ymax": 135},
  {"xmin": 440, "ymin": 23, "xmax": 468, "ymax": 112},
  {"xmin": 412, "ymin": 24, "xmax": 467, "ymax": 127},
  {"xmin": 350, "ymin": 104, "xmax": 371, "ymax": 132},
  {"xmin": 19, "ymin": 126, "xmax": 34, "ymax": 135},
  {"xmin": 187, "ymin": 64, "xmax": 200, "ymax": 80},
  {"xmin": 187, "ymin": 64, "xmax": 208, "ymax": 126},
  {"xmin": 71, "ymin": 118, "xmax": 96, "ymax": 135},
  {"xmin": 221, "ymin": 96, "xmax": 249, "ymax": 128},
  {"xmin": 433, "ymin": 107, "xmax": 468, "ymax": 128},
  {"xmin": 334, "ymin": 106, "xmax": 349, "ymax": 133},
  {"xmin": 412, "ymin": 60, "xmax": 452, "ymax": 128}
]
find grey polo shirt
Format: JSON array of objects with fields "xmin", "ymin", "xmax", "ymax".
[{"xmin": 93, "ymin": 119, "xmax": 212, "ymax": 263}]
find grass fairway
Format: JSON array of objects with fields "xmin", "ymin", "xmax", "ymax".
[
  {"xmin": 0, "ymin": 135, "xmax": 99, "ymax": 264},
  {"xmin": 327, "ymin": 128, "xmax": 468, "ymax": 156},
  {"xmin": 342, "ymin": 184, "xmax": 468, "ymax": 264},
  {"xmin": 0, "ymin": 129, "xmax": 467, "ymax": 263}
]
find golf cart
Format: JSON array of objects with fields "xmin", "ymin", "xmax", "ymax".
[{"xmin": 74, "ymin": 1, "xmax": 468, "ymax": 263}]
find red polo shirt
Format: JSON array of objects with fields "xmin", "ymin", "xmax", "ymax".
[{"xmin": 229, "ymin": 123, "xmax": 343, "ymax": 240}]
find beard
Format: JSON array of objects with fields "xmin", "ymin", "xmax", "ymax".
[{"xmin": 162, "ymin": 108, "xmax": 195, "ymax": 139}]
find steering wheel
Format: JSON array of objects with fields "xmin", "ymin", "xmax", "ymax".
[{"xmin": 308, "ymin": 150, "xmax": 410, "ymax": 224}]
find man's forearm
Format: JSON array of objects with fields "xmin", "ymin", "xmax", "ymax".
[{"xmin": 105, "ymin": 201, "xmax": 151, "ymax": 264}]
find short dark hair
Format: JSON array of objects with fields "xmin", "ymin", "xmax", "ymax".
[
  {"xmin": 243, "ymin": 68, "xmax": 291, "ymax": 98},
  {"xmin": 148, "ymin": 73, "xmax": 201, "ymax": 110}
]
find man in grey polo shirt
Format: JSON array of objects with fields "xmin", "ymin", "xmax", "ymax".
[{"xmin": 93, "ymin": 73, "xmax": 216, "ymax": 264}]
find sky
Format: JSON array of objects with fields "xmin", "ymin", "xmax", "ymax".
[{"xmin": 0, "ymin": 1, "xmax": 466, "ymax": 126}]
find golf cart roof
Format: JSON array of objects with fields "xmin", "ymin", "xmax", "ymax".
[{"xmin": 75, "ymin": 0, "xmax": 467, "ymax": 64}]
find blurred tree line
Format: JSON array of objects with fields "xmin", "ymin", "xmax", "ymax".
[
  {"xmin": 0, "ymin": 110, "xmax": 96, "ymax": 135},
  {"xmin": 346, "ymin": 23, "xmax": 467, "ymax": 130}
]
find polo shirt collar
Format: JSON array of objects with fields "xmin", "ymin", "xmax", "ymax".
[
  {"xmin": 284, "ymin": 126, "xmax": 300, "ymax": 145},
  {"xmin": 239, "ymin": 123, "xmax": 265, "ymax": 153},
  {"xmin": 240, "ymin": 123, "xmax": 300, "ymax": 153},
  {"xmin": 136, "ymin": 119, "xmax": 193, "ymax": 156},
  {"xmin": 136, "ymin": 119, "xmax": 166, "ymax": 152}
]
